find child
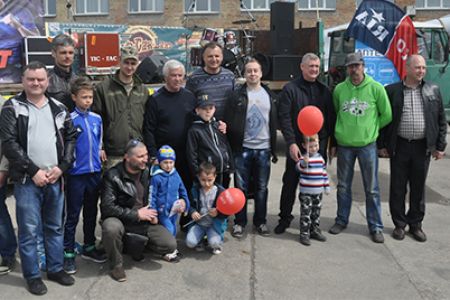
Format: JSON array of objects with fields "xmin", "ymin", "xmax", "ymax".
[
  {"xmin": 64, "ymin": 77, "xmax": 106, "ymax": 274},
  {"xmin": 186, "ymin": 94, "xmax": 234, "ymax": 187},
  {"xmin": 149, "ymin": 145, "xmax": 190, "ymax": 237},
  {"xmin": 296, "ymin": 134, "xmax": 330, "ymax": 246},
  {"xmin": 185, "ymin": 162, "xmax": 228, "ymax": 255}
]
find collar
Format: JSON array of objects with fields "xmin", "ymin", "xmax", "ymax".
[{"xmin": 53, "ymin": 64, "xmax": 73, "ymax": 81}]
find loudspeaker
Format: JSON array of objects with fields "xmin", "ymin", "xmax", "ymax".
[
  {"xmin": 270, "ymin": 2, "xmax": 295, "ymax": 55},
  {"xmin": 256, "ymin": 54, "xmax": 302, "ymax": 81},
  {"xmin": 136, "ymin": 54, "xmax": 168, "ymax": 84},
  {"xmin": 24, "ymin": 37, "xmax": 54, "ymax": 67}
]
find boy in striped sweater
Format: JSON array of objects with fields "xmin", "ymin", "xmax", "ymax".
[{"xmin": 296, "ymin": 134, "xmax": 330, "ymax": 246}]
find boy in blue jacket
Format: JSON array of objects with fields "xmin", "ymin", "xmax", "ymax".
[{"xmin": 64, "ymin": 77, "xmax": 106, "ymax": 274}]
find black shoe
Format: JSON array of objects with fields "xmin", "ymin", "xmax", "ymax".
[
  {"xmin": 231, "ymin": 224, "xmax": 244, "ymax": 238},
  {"xmin": 299, "ymin": 236, "xmax": 311, "ymax": 246},
  {"xmin": 27, "ymin": 278, "xmax": 47, "ymax": 295},
  {"xmin": 392, "ymin": 227, "xmax": 405, "ymax": 240},
  {"xmin": 409, "ymin": 226, "xmax": 427, "ymax": 242},
  {"xmin": 82, "ymin": 247, "xmax": 107, "ymax": 263},
  {"xmin": 274, "ymin": 222, "xmax": 289, "ymax": 234},
  {"xmin": 310, "ymin": 229, "xmax": 327, "ymax": 242},
  {"xmin": 328, "ymin": 223, "xmax": 347, "ymax": 235},
  {"xmin": 47, "ymin": 270, "xmax": 75, "ymax": 286},
  {"xmin": 371, "ymin": 231, "xmax": 385, "ymax": 243},
  {"xmin": 256, "ymin": 224, "xmax": 271, "ymax": 236}
]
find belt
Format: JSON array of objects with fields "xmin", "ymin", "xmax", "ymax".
[{"xmin": 397, "ymin": 136, "xmax": 425, "ymax": 143}]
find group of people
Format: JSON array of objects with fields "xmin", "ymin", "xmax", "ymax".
[{"xmin": 0, "ymin": 32, "xmax": 447, "ymax": 295}]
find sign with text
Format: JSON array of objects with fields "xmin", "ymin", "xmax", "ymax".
[{"xmin": 82, "ymin": 33, "xmax": 120, "ymax": 75}]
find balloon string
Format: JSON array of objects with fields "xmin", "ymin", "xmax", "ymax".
[{"xmin": 306, "ymin": 139, "xmax": 309, "ymax": 172}]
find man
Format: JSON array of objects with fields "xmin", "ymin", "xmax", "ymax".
[
  {"xmin": 224, "ymin": 59, "xmax": 278, "ymax": 238},
  {"xmin": 93, "ymin": 46, "xmax": 148, "ymax": 168},
  {"xmin": 380, "ymin": 54, "xmax": 447, "ymax": 242},
  {"xmin": 275, "ymin": 53, "xmax": 335, "ymax": 235},
  {"xmin": 0, "ymin": 61, "xmax": 77, "ymax": 295},
  {"xmin": 101, "ymin": 140, "xmax": 177, "ymax": 282},
  {"xmin": 329, "ymin": 52, "xmax": 392, "ymax": 243},
  {"xmin": 47, "ymin": 34, "xmax": 77, "ymax": 111},
  {"xmin": 143, "ymin": 59, "xmax": 196, "ymax": 189},
  {"xmin": 185, "ymin": 41, "xmax": 235, "ymax": 121}
]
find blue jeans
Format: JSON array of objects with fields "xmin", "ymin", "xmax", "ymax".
[
  {"xmin": 0, "ymin": 184, "xmax": 17, "ymax": 259},
  {"xmin": 234, "ymin": 148, "xmax": 271, "ymax": 227},
  {"xmin": 335, "ymin": 143, "xmax": 383, "ymax": 233},
  {"xmin": 15, "ymin": 179, "xmax": 64, "ymax": 279},
  {"xmin": 186, "ymin": 224, "xmax": 222, "ymax": 248}
]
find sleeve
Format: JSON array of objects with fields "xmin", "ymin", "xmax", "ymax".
[
  {"xmin": 178, "ymin": 173, "xmax": 190, "ymax": 213},
  {"xmin": 376, "ymin": 85, "xmax": 393, "ymax": 129},
  {"xmin": 435, "ymin": 87, "xmax": 448, "ymax": 152},
  {"xmin": 59, "ymin": 109, "xmax": 78, "ymax": 173},
  {"xmin": 277, "ymin": 86, "xmax": 296, "ymax": 146},
  {"xmin": 186, "ymin": 128, "xmax": 199, "ymax": 177},
  {"xmin": 148, "ymin": 176, "xmax": 158, "ymax": 210},
  {"xmin": 143, "ymin": 96, "xmax": 158, "ymax": 158}
]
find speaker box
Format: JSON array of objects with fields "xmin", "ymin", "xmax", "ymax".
[
  {"xmin": 136, "ymin": 55, "xmax": 168, "ymax": 84},
  {"xmin": 256, "ymin": 54, "xmax": 302, "ymax": 81},
  {"xmin": 24, "ymin": 37, "xmax": 54, "ymax": 67},
  {"xmin": 270, "ymin": 2, "xmax": 295, "ymax": 55}
]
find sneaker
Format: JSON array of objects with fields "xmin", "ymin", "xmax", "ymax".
[
  {"xmin": 26, "ymin": 278, "xmax": 47, "ymax": 295},
  {"xmin": 371, "ymin": 231, "xmax": 385, "ymax": 243},
  {"xmin": 212, "ymin": 247, "xmax": 222, "ymax": 255},
  {"xmin": 310, "ymin": 229, "xmax": 327, "ymax": 242},
  {"xmin": 82, "ymin": 245, "xmax": 107, "ymax": 263},
  {"xmin": 274, "ymin": 222, "xmax": 289, "ymax": 234},
  {"xmin": 47, "ymin": 270, "xmax": 75, "ymax": 286},
  {"xmin": 231, "ymin": 224, "xmax": 244, "ymax": 238},
  {"xmin": 163, "ymin": 249, "xmax": 180, "ymax": 263},
  {"xmin": 110, "ymin": 266, "xmax": 126, "ymax": 282},
  {"xmin": 328, "ymin": 223, "xmax": 347, "ymax": 235},
  {"xmin": 299, "ymin": 236, "xmax": 311, "ymax": 246},
  {"xmin": 409, "ymin": 226, "xmax": 427, "ymax": 242},
  {"xmin": 0, "ymin": 257, "xmax": 15, "ymax": 275},
  {"xmin": 63, "ymin": 251, "xmax": 77, "ymax": 275},
  {"xmin": 392, "ymin": 227, "xmax": 405, "ymax": 240},
  {"xmin": 256, "ymin": 224, "xmax": 271, "ymax": 236}
]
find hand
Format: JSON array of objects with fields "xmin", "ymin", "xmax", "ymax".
[
  {"xmin": 100, "ymin": 150, "xmax": 107, "ymax": 162},
  {"xmin": 218, "ymin": 120, "xmax": 227, "ymax": 134},
  {"xmin": 46, "ymin": 167, "xmax": 63, "ymax": 184},
  {"xmin": 378, "ymin": 148, "xmax": 389, "ymax": 158},
  {"xmin": 138, "ymin": 207, "xmax": 158, "ymax": 222},
  {"xmin": 176, "ymin": 199, "xmax": 186, "ymax": 213},
  {"xmin": 432, "ymin": 150, "xmax": 445, "ymax": 160},
  {"xmin": 191, "ymin": 211, "xmax": 201, "ymax": 221},
  {"xmin": 303, "ymin": 155, "xmax": 310, "ymax": 164},
  {"xmin": 32, "ymin": 169, "xmax": 49, "ymax": 187},
  {"xmin": 208, "ymin": 208, "xmax": 218, "ymax": 217},
  {"xmin": 329, "ymin": 147, "xmax": 337, "ymax": 158},
  {"xmin": 289, "ymin": 143, "xmax": 302, "ymax": 162}
]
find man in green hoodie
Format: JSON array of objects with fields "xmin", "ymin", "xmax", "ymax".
[{"xmin": 329, "ymin": 52, "xmax": 392, "ymax": 243}]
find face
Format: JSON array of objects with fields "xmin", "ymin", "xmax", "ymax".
[
  {"xmin": 203, "ymin": 46, "xmax": 223, "ymax": 73},
  {"xmin": 347, "ymin": 63, "xmax": 365, "ymax": 84},
  {"xmin": 22, "ymin": 68, "xmax": 49, "ymax": 98},
  {"xmin": 301, "ymin": 58, "xmax": 320, "ymax": 82},
  {"xmin": 244, "ymin": 62, "xmax": 262, "ymax": 85},
  {"xmin": 72, "ymin": 89, "xmax": 93, "ymax": 111},
  {"xmin": 125, "ymin": 146, "xmax": 148, "ymax": 172},
  {"xmin": 198, "ymin": 172, "xmax": 216, "ymax": 191},
  {"xmin": 120, "ymin": 58, "xmax": 139, "ymax": 79},
  {"xmin": 195, "ymin": 105, "xmax": 215, "ymax": 122},
  {"xmin": 165, "ymin": 67, "xmax": 185, "ymax": 92},
  {"xmin": 406, "ymin": 55, "xmax": 426, "ymax": 83},
  {"xmin": 303, "ymin": 140, "xmax": 319, "ymax": 155},
  {"xmin": 160, "ymin": 159, "xmax": 175, "ymax": 173},
  {"xmin": 52, "ymin": 45, "xmax": 75, "ymax": 69}
]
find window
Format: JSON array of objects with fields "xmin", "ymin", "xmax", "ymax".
[
  {"xmin": 416, "ymin": 0, "xmax": 450, "ymax": 9},
  {"xmin": 241, "ymin": 0, "xmax": 276, "ymax": 11},
  {"xmin": 184, "ymin": 0, "xmax": 220, "ymax": 13},
  {"xmin": 129, "ymin": 0, "xmax": 164, "ymax": 13},
  {"xmin": 44, "ymin": 0, "xmax": 57, "ymax": 16},
  {"xmin": 298, "ymin": 0, "xmax": 336, "ymax": 10},
  {"xmin": 356, "ymin": 0, "xmax": 394, "ymax": 7},
  {"xmin": 75, "ymin": 0, "xmax": 109, "ymax": 15}
]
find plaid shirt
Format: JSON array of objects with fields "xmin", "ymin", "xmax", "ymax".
[{"xmin": 397, "ymin": 83, "xmax": 426, "ymax": 140}]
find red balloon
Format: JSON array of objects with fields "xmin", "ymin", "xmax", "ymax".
[
  {"xmin": 297, "ymin": 105, "xmax": 324, "ymax": 136},
  {"xmin": 216, "ymin": 188, "xmax": 246, "ymax": 215}
]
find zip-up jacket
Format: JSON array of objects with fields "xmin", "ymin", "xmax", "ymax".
[
  {"xmin": 0, "ymin": 91, "xmax": 77, "ymax": 182},
  {"xmin": 186, "ymin": 115, "xmax": 234, "ymax": 177},
  {"xmin": 70, "ymin": 108, "xmax": 103, "ymax": 175},
  {"xmin": 47, "ymin": 65, "xmax": 78, "ymax": 112},
  {"xmin": 224, "ymin": 82, "xmax": 278, "ymax": 162}
]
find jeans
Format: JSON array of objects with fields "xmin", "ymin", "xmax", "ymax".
[
  {"xmin": 0, "ymin": 184, "xmax": 17, "ymax": 259},
  {"xmin": 15, "ymin": 179, "xmax": 64, "ymax": 279},
  {"xmin": 234, "ymin": 148, "xmax": 271, "ymax": 227},
  {"xmin": 335, "ymin": 143, "xmax": 383, "ymax": 233},
  {"xmin": 186, "ymin": 224, "xmax": 222, "ymax": 249}
]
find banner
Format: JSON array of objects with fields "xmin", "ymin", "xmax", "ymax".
[{"xmin": 346, "ymin": 0, "xmax": 417, "ymax": 79}]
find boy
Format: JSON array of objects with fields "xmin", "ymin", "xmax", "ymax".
[
  {"xmin": 64, "ymin": 77, "xmax": 106, "ymax": 274},
  {"xmin": 186, "ymin": 162, "xmax": 228, "ymax": 255},
  {"xmin": 186, "ymin": 94, "xmax": 233, "ymax": 187},
  {"xmin": 296, "ymin": 134, "xmax": 330, "ymax": 246}
]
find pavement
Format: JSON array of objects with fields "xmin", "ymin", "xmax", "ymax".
[{"xmin": 1, "ymin": 133, "xmax": 450, "ymax": 300}]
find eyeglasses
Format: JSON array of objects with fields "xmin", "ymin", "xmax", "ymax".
[{"xmin": 125, "ymin": 138, "xmax": 143, "ymax": 153}]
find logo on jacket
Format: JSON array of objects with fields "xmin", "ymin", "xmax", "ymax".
[{"xmin": 342, "ymin": 98, "xmax": 369, "ymax": 116}]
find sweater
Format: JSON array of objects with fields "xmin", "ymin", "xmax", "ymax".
[{"xmin": 296, "ymin": 152, "xmax": 330, "ymax": 195}]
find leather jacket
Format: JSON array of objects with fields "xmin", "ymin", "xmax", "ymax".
[
  {"xmin": 47, "ymin": 65, "xmax": 77, "ymax": 111},
  {"xmin": 0, "ymin": 91, "xmax": 77, "ymax": 182}
]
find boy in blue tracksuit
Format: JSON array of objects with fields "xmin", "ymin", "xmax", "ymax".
[
  {"xmin": 63, "ymin": 77, "xmax": 106, "ymax": 274},
  {"xmin": 149, "ymin": 145, "xmax": 190, "ymax": 237}
]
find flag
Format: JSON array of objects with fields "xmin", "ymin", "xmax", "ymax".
[{"xmin": 346, "ymin": 0, "xmax": 417, "ymax": 79}]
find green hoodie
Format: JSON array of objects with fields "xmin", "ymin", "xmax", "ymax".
[{"xmin": 333, "ymin": 74, "xmax": 392, "ymax": 147}]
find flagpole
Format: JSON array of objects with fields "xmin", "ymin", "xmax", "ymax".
[{"xmin": 315, "ymin": 0, "xmax": 320, "ymax": 21}]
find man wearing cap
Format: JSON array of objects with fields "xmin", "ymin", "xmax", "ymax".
[
  {"xmin": 328, "ymin": 52, "xmax": 392, "ymax": 243},
  {"xmin": 93, "ymin": 46, "xmax": 148, "ymax": 168}
]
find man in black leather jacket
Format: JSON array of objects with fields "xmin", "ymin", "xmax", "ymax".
[{"xmin": 379, "ymin": 54, "xmax": 447, "ymax": 242}]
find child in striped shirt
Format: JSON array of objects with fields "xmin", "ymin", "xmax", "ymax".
[{"xmin": 296, "ymin": 134, "xmax": 330, "ymax": 246}]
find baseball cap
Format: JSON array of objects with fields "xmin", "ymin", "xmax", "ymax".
[
  {"xmin": 196, "ymin": 94, "xmax": 215, "ymax": 109},
  {"xmin": 345, "ymin": 52, "xmax": 364, "ymax": 66},
  {"xmin": 121, "ymin": 46, "xmax": 139, "ymax": 62}
]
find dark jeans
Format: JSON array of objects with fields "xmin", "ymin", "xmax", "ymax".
[
  {"xmin": 0, "ymin": 184, "xmax": 17, "ymax": 259},
  {"xmin": 234, "ymin": 148, "xmax": 271, "ymax": 227},
  {"xmin": 64, "ymin": 172, "xmax": 101, "ymax": 252},
  {"xmin": 389, "ymin": 137, "xmax": 430, "ymax": 229},
  {"xmin": 102, "ymin": 217, "xmax": 177, "ymax": 269}
]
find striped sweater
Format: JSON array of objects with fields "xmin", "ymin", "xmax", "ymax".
[{"xmin": 296, "ymin": 152, "xmax": 330, "ymax": 195}]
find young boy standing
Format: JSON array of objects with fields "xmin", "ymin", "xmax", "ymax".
[
  {"xmin": 64, "ymin": 77, "xmax": 106, "ymax": 274},
  {"xmin": 297, "ymin": 134, "xmax": 330, "ymax": 246}
]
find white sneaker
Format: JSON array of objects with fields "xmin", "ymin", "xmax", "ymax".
[{"xmin": 212, "ymin": 247, "xmax": 222, "ymax": 255}]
